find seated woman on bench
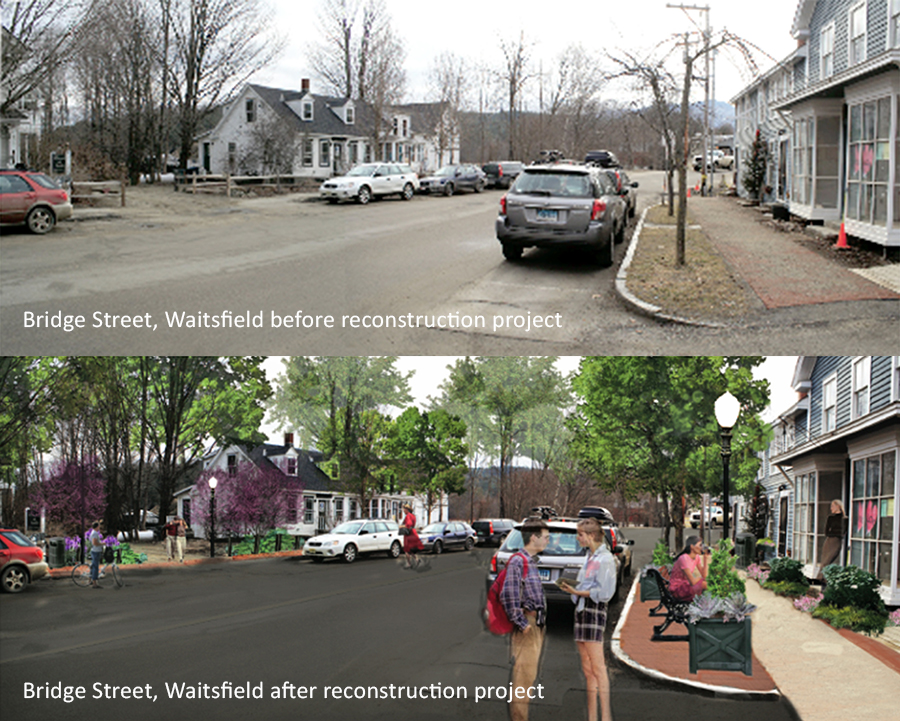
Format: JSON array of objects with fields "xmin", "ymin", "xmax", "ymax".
[{"xmin": 668, "ymin": 536, "xmax": 710, "ymax": 602}]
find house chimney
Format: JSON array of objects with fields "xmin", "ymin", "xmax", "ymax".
[
  {"xmin": 301, "ymin": 78, "xmax": 310, "ymax": 93},
  {"xmin": 284, "ymin": 432, "xmax": 294, "ymax": 447}
]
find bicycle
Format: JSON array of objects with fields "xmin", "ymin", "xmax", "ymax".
[{"xmin": 72, "ymin": 557, "xmax": 123, "ymax": 588}]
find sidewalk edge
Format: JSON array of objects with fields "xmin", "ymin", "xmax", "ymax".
[{"xmin": 610, "ymin": 576, "xmax": 782, "ymax": 701}]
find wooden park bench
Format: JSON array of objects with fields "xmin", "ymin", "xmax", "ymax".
[{"xmin": 646, "ymin": 567, "xmax": 690, "ymax": 641}]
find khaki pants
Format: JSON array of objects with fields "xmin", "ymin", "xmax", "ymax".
[
  {"xmin": 175, "ymin": 536, "xmax": 185, "ymax": 562},
  {"xmin": 166, "ymin": 536, "xmax": 176, "ymax": 560},
  {"xmin": 509, "ymin": 614, "xmax": 544, "ymax": 721}
]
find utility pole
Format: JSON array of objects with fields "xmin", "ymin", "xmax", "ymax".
[{"xmin": 668, "ymin": 4, "xmax": 712, "ymax": 192}]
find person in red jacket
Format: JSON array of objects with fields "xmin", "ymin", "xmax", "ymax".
[{"xmin": 401, "ymin": 503, "xmax": 423, "ymax": 569}]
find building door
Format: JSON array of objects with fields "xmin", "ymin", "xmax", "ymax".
[
  {"xmin": 778, "ymin": 496, "xmax": 788, "ymax": 555},
  {"xmin": 318, "ymin": 500, "xmax": 329, "ymax": 531},
  {"xmin": 333, "ymin": 142, "xmax": 344, "ymax": 174},
  {"xmin": 203, "ymin": 142, "xmax": 211, "ymax": 173}
]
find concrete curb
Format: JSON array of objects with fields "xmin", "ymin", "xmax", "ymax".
[
  {"xmin": 610, "ymin": 576, "xmax": 783, "ymax": 700},
  {"xmin": 614, "ymin": 205, "xmax": 733, "ymax": 330},
  {"xmin": 47, "ymin": 549, "xmax": 306, "ymax": 579}
]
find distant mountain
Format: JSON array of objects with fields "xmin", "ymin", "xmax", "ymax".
[{"xmin": 691, "ymin": 100, "xmax": 735, "ymax": 127}]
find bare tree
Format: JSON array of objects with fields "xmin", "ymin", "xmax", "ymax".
[
  {"xmin": 308, "ymin": 0, "xmax": 358, "ymax": 98},
  {"xmin": 167, "ymin": 0, "xmax": 284, "ymax": 170},
  {"xmin": 238, "ymin": 109, "xmax": 297, "ymax": 175},
  {"xmin": 498, "ymin": 32, "xmax": 533, "ymax": 160},
  {"xmin": 429, "ymin": 52, "xmax": 466, "ymax": 164},
  {"xmin": 358, "ymin": 7, "xmax": 404, "ymax": 160},
  {"xmin": 1, "ymin": 0, "xmax": 82, "ymax": 127},
  {"xmin": 608, "ymin": 47, "xmax": 680, "ymax": 214}
]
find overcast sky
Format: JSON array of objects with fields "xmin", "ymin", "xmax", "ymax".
[
  {"xmin": 254, "ymin": 0, "xmax": 800, "ymax": 108},
  {"xmin": 261, "ymin": 356, "xmax": 799, "ymax": 443}
]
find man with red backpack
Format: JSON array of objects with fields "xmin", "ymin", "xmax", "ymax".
[{"xmin": 500, "ymin": 520, "xmax": 550, "ymax": 721}]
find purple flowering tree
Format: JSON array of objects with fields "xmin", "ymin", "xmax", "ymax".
[{"xmin": 192, "ymin": 465, "xmax": 303, "ymax": 554}]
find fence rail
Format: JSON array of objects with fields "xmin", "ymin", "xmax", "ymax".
[
  {"xmin": 176, "ymin": 173, "xmax": 312, "ymax": 195},
  {"xmin": 71, "ymin": 180, "xmax": 126, "ymax": 207}
]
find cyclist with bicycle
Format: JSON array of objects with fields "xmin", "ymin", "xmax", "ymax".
[{"xmin": 89, "ymin": 521, "xmax": 103, "ymax": 589}]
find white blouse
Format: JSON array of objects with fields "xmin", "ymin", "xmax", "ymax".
[{"xmin": 572, "ymin": 544, "xmax": 617, "ymax": 612}]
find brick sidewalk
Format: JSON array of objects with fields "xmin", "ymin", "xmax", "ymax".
[
  {"xmin": 687, "ymin": 197, "xmax": 899, "ymax": 308},
  {"xmin": 615, "ymin": 591, "xmax": 778, "ymax": 694}
]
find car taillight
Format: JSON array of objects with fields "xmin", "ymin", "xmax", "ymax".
[
  {"xmin": 491, "ymin": 554, "xmax": 498, "ymax": 573},
  {"xmin": 591, "ymin": 199, "xmax": 606, "ymax": 220},
  {"xmin": 500, "ymin": 194, "xmax": 507, "ymax": 215}
]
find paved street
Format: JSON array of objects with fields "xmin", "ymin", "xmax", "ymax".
[
  {"xmin": 0, "ymin": 529, "xmax": 799, "ymax": 721},
  {"xmin": 1, "ymin": 171, "xmax": 894, "ymax": 355}
]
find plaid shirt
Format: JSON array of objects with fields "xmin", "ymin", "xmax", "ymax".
[{"xmin": 500, "ymin": 551, "xmax": 545, "ymax": 631}]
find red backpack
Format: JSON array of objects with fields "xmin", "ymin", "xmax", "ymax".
[{"xmin": 484, "ymin": 552, "xmax": 529, "ymax": 635}]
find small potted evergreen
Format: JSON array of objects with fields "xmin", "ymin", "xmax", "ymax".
[{"xmin": 685, "ymin": 539, "xmax": 756, "ymax": 675}]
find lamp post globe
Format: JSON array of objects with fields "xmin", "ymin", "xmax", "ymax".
[{"xmin": 714, "ymin": 392, "xmax": 741, "ymax": 542}]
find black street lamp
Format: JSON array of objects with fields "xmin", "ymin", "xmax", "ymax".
[
  {"xmin": 715, "ymin": 392, "xmax": 741, "ymax": 543},
  {"xmin": 208, "ymin": 476, "xmax": 218, "ymax": 558}
]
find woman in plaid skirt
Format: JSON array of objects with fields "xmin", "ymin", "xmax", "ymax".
[{"xmin": 559, "ymin": 517, "xmax": 617, "ymax": 721}]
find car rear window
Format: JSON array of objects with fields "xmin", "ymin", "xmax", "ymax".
[
  {"xmin": 513, "ymin": 171, "xmax": 592, "ymax": 197},
  {"xmin": 28, "ymin": 173, "xmax": 60, "ymax": 189},
  {"xmin": 1, "ymin": 530, "xmax": 35, "ymax": 546},
  {"xmin": 502, "ymin": 528, "xmax": 586, "ymax": 557}
]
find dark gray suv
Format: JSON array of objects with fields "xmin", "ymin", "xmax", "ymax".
[{"xmin": 495, "ymin": 164, "xmax": 625, "ymax": 266}]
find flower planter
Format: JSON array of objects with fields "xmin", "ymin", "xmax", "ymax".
[
  {"xmin": 688, "ymin": 617, "xmax": 753, "ymax": 676},
  {"xmin": 640, "ymin": 574, "xmax": 661, "ymax": 602}
]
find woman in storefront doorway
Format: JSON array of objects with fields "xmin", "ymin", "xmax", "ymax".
[{"xmin": 817, "ymin": 500, "xmax": 847, "ymax": 581}]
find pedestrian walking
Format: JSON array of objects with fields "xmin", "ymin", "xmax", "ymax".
[
  {"xmin": 89, "ymin": 521, "xmax": 104, "ymax": 589},
  {"xmin": 558, "ymin": 518, "xmax": 617, "ymax": 721},
  {"xmin": 500, "ymin": 519, "xmax": 550, "ymax": 721},
  {"xmin": 401, "ymin": 503, "xmax": 423, "ymax": 569},
  {"xmin": 164, "ymin": 517, "xmax": 181, "ymax": 562},
  {"xmin": 170, "ymin": 517, "xmax": 187, "ymax": 563},
  {"xmin": 817, "ymin": 500, "xmax": 847, "ymax": 580}
]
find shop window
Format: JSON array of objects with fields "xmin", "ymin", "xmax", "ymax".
[
  {"xmin": 850, "ymin": 451, "xmax": 896, "ymax": 581},
  {"xmin": 793, "ymin": 472, "xmax": 817, "ymax": 563},
  {"xmin": 847, "ymin": 97, "xmax": 891, "ymax": 226}
]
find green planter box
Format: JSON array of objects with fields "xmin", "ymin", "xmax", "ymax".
[
  {"xmin": 640, "ymin": 574, "xmax": 660, "ymax": 602},
  {"xmin": 688, "ymin": 618, "xmax": 753, "ymax": 676}
]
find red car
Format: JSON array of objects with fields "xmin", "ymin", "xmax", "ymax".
[
  {"xmin": 0, "ymin": 169, "xmax": 73, "ymax": 234},
  {"xmin": 0, "ymin": 528, "xmax": 50, "ymax": 593}
]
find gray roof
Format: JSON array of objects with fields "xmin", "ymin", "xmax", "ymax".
[{"xmin": 248, "ymin": 84, "xmax": 377, "ymax": 138}]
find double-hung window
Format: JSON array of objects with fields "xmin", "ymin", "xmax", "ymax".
[
  {"xmin": 893, "ymin": 0, "xmax": 900, "ymax": 48},
  {"xmin": 849, "ymin": 3, "xmax": 866, "ymax": 66},
  {"xmin": 823, "ymin": 375, "xmax": 837, "ymax": 433},
  {"xmin": 852, "ymin": 357, "xmax": 870, "ymax": 418},
  {"xmin": 820, "ymin": 23, "xmax": 834, "ymax": 79}
]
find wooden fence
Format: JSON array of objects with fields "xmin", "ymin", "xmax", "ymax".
[
  {"xmin": 71, "ymin": 180, "xmax": 126, "ymax": 207},
  {"xmin": 175, "ymin": 173, "xmax": 314, "ymax": 195}
]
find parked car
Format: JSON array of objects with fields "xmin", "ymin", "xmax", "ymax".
[
  {"xmin": 485, "ymin": 519, "xmax": 625, "ymax": 608},
  {"xmin": 303, "ymin": 519, "xmax": 402, "ymax": 563},
  {"xmin": 481, "ymin": 161, "xmax": 524, "ymax": 190},
  {"xmin": 692, "ymin": 150, "xmax": 734, "ymax": 172},
  {"xmin": 472, "ymin": 518, "xmax": 517, "ymax": 547},
  {"xmin": 601, "ymin": 168, "xmax": 639, "ymax": 220},
  {"xmin": 575, "ymin": 506, "xmax": 633, "ymax": 577},
  {"xmin": 584, "ymin": 149, "xmax": 620, "ymax": 168},
  {"xmin": 495, "ymin": 164, "xmax": 626, "ymax": 266},
  {"xmin": 418, "ymin": 164, "xmax": 486, "ymax": 196},
  {"xmin": 690, "ymin": 506, "xmax": 725, "ymax": 528},
  {"xmin": 319, "ymin": 163, "xmax": 419, "ymax": 204},
  {"xmin": 419, "ymin": 521, "xmax": 477, "ymax": 554},
  {"xmin": 0, "ymin": 528, "xmax": 50, "ymax": 593},
  {"xmin": 0, "ymin": 169, "xmax": 73, "ymax": 234}
]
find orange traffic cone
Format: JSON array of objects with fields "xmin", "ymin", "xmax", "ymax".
[
  {"xmin": 835, "ymin": 220, "xmax": 849, "ymax": 249},
  {"xmin": 687, "ymin": 188, "xmax": 692, "ymax": 198}
]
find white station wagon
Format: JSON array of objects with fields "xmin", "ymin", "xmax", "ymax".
[
  {"xmin": 303, "ymin": 519, "xmax": 403, "ymax": 563},
  {"xmin": 319, "ymin": 163, "xmax": 419, "ymax": 205}
]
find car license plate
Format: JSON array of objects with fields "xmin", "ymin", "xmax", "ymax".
[
  {"xmin": 539, "ymin": 568, "xmax": 551, "ymax": 581},
  {"xmin": 536, "ymin": 208, "xmax": 558, "ymax": 221}
]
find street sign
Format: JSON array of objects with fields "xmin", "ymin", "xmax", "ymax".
[{"xmin": 51, "ymin": 152, "xmax": 66, "ymax": 175}]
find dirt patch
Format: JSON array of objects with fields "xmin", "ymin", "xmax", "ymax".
[{"xmin": 627, "ymin": 205, "xmax": 757, "ymax": 321}]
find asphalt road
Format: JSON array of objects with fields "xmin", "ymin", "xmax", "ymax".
[
  {"xmin": 1, "ymin": 171, "xmax": 890, "ymax": 355},
  {"xmin": 0, "ymin": 528, "xmax": 798, "ymax": 721}
]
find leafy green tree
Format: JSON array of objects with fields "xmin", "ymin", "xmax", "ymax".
[
  {"xmin": 270, "ymin": 357, "xmax": 412, "ymax": 513},
  {"xmin": 436, "ymin": 357, "xmax": 566, "ymax": 517},
  {"xmin": 387, "ymin": 407, "xmax": 468, "ymax": 520},
  {"xmin": 569, "ymin": 357, "xmax": 769, "ymax": 549}
]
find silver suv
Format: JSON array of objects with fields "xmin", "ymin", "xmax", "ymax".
[{"xmin": 495, "ymin": 164, "xmax": 625, "ymax": 266}]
